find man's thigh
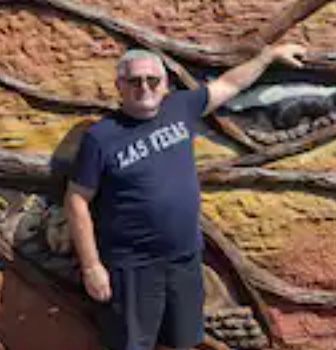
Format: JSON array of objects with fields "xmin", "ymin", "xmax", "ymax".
[
  {"xmin": 95, "ymin": 262, "xmax": 166, "ymax": 350},
  {"xmin": 157, "ymin": 252, "xmax": 205, "ymax": 349}
]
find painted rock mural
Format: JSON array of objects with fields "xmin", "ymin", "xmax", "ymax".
[{"xmin": 0, "ymin": 1, "xmax": 336, "ymax": 349}]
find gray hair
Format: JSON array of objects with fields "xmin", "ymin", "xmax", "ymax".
[{"xmin": 117, "ymin": 49, "xmax": 167, "ymax": 78}]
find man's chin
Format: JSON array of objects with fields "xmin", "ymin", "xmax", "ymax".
[
  {"xmin": 134, "ymin": 102, "xmax": 160, "ymax": 117},
  {"xmin": 138, "ymin": 109, "xmax": 159, "ymax": 118}
]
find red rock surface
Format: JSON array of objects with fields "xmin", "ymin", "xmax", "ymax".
[
  {"xmin": 264, "ymin": 220, "xmax": 336, "ymax": 349},
  {"xmin": 268, "ymin": 306, "xmax": 336, "ymax": 350},
  {"xmin": 266, "ymin": 229, "xmax": 336, "ymax": 290}
]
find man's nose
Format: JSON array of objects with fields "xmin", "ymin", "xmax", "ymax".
[{"xmin": 139, "ymin": 78, "xmax": 151, "ymax": 90}]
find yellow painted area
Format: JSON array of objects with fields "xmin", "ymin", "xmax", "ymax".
[
  {"xmin": 37, "ymin": 58, "xmax": 120, "ymax": 101},
  {"xmin": 0, "ymin": 86, "xmax": 101, "ymax": 156},
  {"xmin": 304, "ymin": 2, "xmax": 336, "ymax": 26},
  {"xmin": 267, "ymin": 139, "xmax": 336, "ymax": 171},
  {"xmin": 0, "ymin": 115, "xmax": 96, "ymax": 154},
  {"xmin": 194, "ymin": 135, "xmax": 239, "ymax": 164},
  {"xmin": 201, "ymin": 188, "xmax": 336, "ymax": 261}
]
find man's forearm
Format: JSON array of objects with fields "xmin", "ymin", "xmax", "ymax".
[
  {"xmin": 64, "ymin": 189, "xmax": 112, "ymax": 301},
  {"xmin": 219, "ymin": 46, "xmax": 273, "ymax": 96},
  {"xmin": 204, "ymin": 44, "xmax": 306, "ymax": 115},
  {"xmin": 205, "ymin": 46, "xmax": 274, "ymax": 114},
  {"xmin": 64, "ymin": 192, "xmax": 101, "ymax": 271}
]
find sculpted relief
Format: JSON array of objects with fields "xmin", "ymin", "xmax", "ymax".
[{"xmin": 0, "ymin": 1, "xmax": 336, "ymax": 349}]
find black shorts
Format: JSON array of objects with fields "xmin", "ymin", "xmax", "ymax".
[{"xmin": 95, "ymin": 252, "xmax": 204, "ymax": 350}]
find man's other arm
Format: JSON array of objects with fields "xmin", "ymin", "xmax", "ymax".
[
  {"xmin": 64, "ymin": 183, "xmax": 112, "ymax": 302},
  {"xmin": 203, "ymin": 44, "xmax": 307, "ymax": 116}
]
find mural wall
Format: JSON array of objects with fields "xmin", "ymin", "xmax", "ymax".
[{"xmin": 0, "ymin": 1, "xmax": 336, "ymax": 349}]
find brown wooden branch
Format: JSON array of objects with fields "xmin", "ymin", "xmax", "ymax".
[
  {"xmin": 260, "ymin": 0, "xmax": 334, "ymax": 44},
  {"xmin": 204, "ymin": 117, "xmax": 263, "ymax": 152},
  {"xmin": 0, "ymin": 150, "xmax": 50, "ymax": 177},
  {"xmin": 0, "ymin": 2, "xmax": 333, "ymax": 120},
  {"xmin": 199, "ymin": 166, "xmax": 336, "ymax": 190},
  {"xmin": 153, "ymin": 49, "xmax": 200, "ymax": 90},
  {"xmin": 30, "ymin": 0, "xmax": 260, "ymax": 66},
  {"xmin": 201, "ymin": 215, "xmax": 275, "ymax": 344},
  {"xmin": 0, "ymin": 50, "xmax": 198, "ymax": 114},
  {"xmin": 201, "ymin": 214, "xmax": 336, "ymax": 308},
  {"xmin": 0, "ymin": 71, "xmax": 118, "ymax": 112},
  {"xmin": 229, "ymin": 122, "xmax": 336, "ymax": 167},
  {"xmin": 30, "ymin": 0, "xmax": 333, "ymax": 67},
  {"xmin": 3, "ymin": 148, "xmax": 336, "ymax": 193},
  {"xmin": 0, "ymin": 149, "xmax": 56, "ymax": 194}
]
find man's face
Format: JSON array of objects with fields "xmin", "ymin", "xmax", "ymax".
[{"xmin": 117, "ymin": 58, "xmax": 168, "ymax": 119}]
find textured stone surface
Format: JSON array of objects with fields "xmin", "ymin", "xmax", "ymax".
[
  {"xmin": 77, "ymin": 0, "xmax": 336, "ymax": 50},
  {"xmin": 0, "ymin": 1, "xmax": 335, "ymax": 105},
  {"xmin": 268, "ymin": 138, "xmax": 336, "ymax": 171},
  {"xmin": 202, "ymin": 187, "xmax": 336, "ymax": 263},
  {"xmin": 0, "ymin": 1, "xmax": 336, "ymax": 349},
  {"xmin": 0, "ymin": 5, "xmax": 124, "ymax": 100},
  {"xmin": 268, "ymin": 306, "xmax": 336, "ymax": 349}
]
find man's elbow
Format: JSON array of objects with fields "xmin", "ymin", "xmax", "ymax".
[{"xmin": 204, "ymin": 81, "xmax": 239, "ymax": 115}]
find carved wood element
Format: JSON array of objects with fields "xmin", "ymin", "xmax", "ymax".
[
  {"xmin": 29, "ymin": 0, "xmax": 334, "ymax": 66},
  {"xmin": 259, "ymin": 0, "xmax": 335, "ymax": 44},
  {"xmin": 202, "ymin": 215, "xmax": 336, "ymax": 308},
  {"xmin": 4, "ymin": 148, "xmax": 336, "ymax": 193},
  {"xmin": 0, "ymin": 149, "xmax": 56, "ymax": 194},
  {"xmin": 230, "ymin": 122, "xmax": 336, "ymax": 166},
  {"xmin": 0, "ymin": 72, "xmax": 118, "ymax": 113},
  {"xmin": 199, "ymin": 166, "xmax": 336, "ymax": 190}
]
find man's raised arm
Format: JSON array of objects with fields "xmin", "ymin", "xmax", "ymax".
[{"xmin": 203, "ymin": 43, "xmax": 307, "ymax": 116}]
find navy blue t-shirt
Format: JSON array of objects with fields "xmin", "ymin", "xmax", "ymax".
[{"xmin": 71, "ymin": 87, "xmax": 208, "ymax": 266}]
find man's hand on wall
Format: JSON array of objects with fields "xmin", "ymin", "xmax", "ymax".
[{"xmin": 264, "ymin": 43, "xmax": 308, "ymax": 68}]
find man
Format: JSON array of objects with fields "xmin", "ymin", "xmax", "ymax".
[{"xmin": 64, "ymin": 44, "xmax": 306, "ymax": 350}]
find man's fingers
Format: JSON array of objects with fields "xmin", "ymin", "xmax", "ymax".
[
  {"xmin": 106, "ymin": 284, "xmax": 113, "ymax": 299},
  {"xmin": 286, "ymin": 56, "xmax": 304, "ymax": 68},
  {"xmin": 82, "ymin": 262, "xmax": 112, "ymax": 301},
  {"xmin": 279, "ymin": 52, "xmax": 305, "ymax": 68},
  {"xmin": 99, "ymin": 283, "xmax": 113, "ymax": 301},
  {"xmin": 86, "ymin": 280, "xmax": 112, "ymax": 301},
  {"xmin": 272, "ymin": 43, "xmax": 307, "ymax": 68},
  {"xmin": 87, "ymin": 285, "xmax": 107, "ymax": 301},
  {"xmin": 86, "ymin": 284, "xmax": 100, "ymax": 300},
  {"xmin": 292, "ymin": 47, "xmax": 307, "ymax": 64}
]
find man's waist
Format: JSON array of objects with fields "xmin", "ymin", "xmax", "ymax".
[{"xmin": 99, "ymin": 243, "xmax": 203, "ymax": 268}]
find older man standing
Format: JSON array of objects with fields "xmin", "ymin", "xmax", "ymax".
[{"xmin": 65, "ymin": 44, "xmax": 306, "ymax": 350}]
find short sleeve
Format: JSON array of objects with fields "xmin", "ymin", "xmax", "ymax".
[
  {"xmin": 71, "ymin": 133, "xmax": 104, "ymax": 193},
  {"xmin": 183, "ymin": 85, "xmax": 209, "ymax": 119}
]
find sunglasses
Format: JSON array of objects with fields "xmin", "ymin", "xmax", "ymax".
[{"xmin": 126, "ymin": 75, "xmax": 162, "ymax": 90}]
